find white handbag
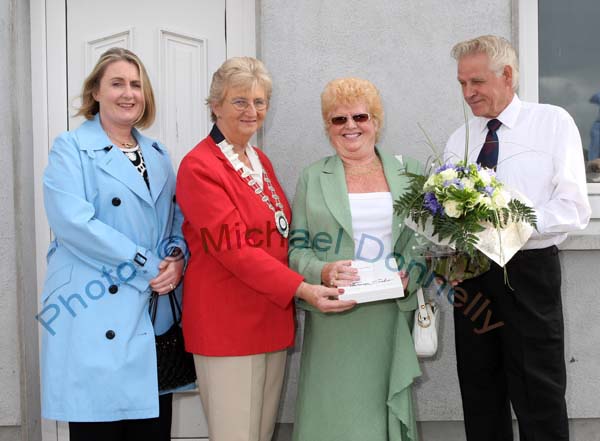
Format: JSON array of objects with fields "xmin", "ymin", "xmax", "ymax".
[{"xmin": 413, "ymin": 287, "xmax": 439, "ymax": 358}]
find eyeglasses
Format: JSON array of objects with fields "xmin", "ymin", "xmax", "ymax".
[
  {"xmin": 230, "ymin": 98, "xmax": 268, "ymax": 111},
  {"xmin": 330, "ymin": 113, "xmax": 371, "ymax": 126}
]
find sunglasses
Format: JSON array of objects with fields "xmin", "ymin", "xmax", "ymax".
[{"xmin": 330, "ymin": 113, "xmax": 371, "ymax": 126}]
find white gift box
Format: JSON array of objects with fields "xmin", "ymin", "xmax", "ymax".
[{"xmin": 338, "ymin": 261, "xmax": 405, "ymax": 304}]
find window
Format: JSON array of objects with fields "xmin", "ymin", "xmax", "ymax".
[{"xmin": 537, "ymin": 0, "xmax": 600, "ymax": 183}]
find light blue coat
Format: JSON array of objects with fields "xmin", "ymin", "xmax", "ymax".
[{"xmin": 38, "ymin": 114, "xmax": 187, "ymax": 422}]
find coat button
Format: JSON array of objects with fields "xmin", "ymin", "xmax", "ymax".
[
  {"xmin": 105, "ymin": 330, "xmax": 116, "ymax": 340},
  {"xmin": 172, "ymin": 195, "xmax": 176, "ymax": 203},
  {"xmin": 112, "ymin": 197, "xmax": 121, "ymax": 206},
  {"xmin": 108, "ymin": 285, "xmax": 118, "ymax": 294}
]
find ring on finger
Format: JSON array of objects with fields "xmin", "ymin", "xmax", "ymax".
[
  {"xmin": 331, "ymin": 272, "xmax": 339, "ymax": 287},
  {"xmin": 169, "ymin": 283, "xmax": 175, "ymax": 290}
]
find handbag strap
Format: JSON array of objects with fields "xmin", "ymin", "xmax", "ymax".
[
  {"xmin": 149, "ymin": 290, "xmax": 182, "ymax": 325},
  {"xmin": 168, "ymin": 290, "xmax": 183, "ymax": 324},
  {"xmin": 416, "ymin": 288, "xmax": 432, "ymax": 327}
]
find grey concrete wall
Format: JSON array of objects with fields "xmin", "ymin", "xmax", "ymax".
[
  {"xmin": 0, "ymin": 0, "xmax": 23, "ymax": 428},
  {"xmin": 0, "ymin": 0, "xmax": 40, "ymax": 440},
  {"xmin": 259, "ymin": 0, "xmax": 600, "ymax": 432},
  {"xmin": 561, "ymin": 250, "xmax": 600, "ymax": 418},
  {"xmin": 261, "ymin": 0, "xmax": 512, "ymax": 198}
]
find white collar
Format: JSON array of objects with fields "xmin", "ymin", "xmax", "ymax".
[
  {"xmin": 216, "ymin": 139, "xmax": 264, "ymax": 187},
  {"xmin": 477, "ymin": 94, "xmax": 521, "ymax": 134}
]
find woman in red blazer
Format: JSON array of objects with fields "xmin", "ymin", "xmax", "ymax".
[{"xmin": 176, "ymin": 57, "xmax": 354, "ymax": 441}]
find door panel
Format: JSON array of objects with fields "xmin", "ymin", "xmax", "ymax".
[{"xmin": 66, "ymin": 0, "xmax": 226, "ymax": 168}]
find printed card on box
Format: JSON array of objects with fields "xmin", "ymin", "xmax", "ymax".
[{"xmin": 338, "ymin": 261, "xmax": 405, "ymax": 304}]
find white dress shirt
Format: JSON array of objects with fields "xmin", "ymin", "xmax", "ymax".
[{"xmin": 444, "ymin": 95, "xmax": 591, "ymax": 249}]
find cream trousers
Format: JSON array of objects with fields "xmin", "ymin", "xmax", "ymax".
[{"xmin": 194, "ymin": 350, "xmax": 287, "ymax": 441}]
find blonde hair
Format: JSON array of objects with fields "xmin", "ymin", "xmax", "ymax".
[
  {"xmin": 321, "ymin": 77, "xmax": 384, "ymax": 142},
  {"xmin": 207, "ymin": 57, "xmax": 273, "ymax": 123},
  {"xmin": 451, "ymin": 35, "xmax": 519, "ymax": 91},
  {"xmin": 75, "ymin": 47, "xmax": 156, "ymax": 128}
]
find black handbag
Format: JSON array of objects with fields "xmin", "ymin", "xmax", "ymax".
[{"xmin": 149, "ymin": 291, "xmax": 196, "ymax": 392}]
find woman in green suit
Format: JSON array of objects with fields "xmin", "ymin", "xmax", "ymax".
[{"xmin": 289, "ymin": 77, "xmax": 423, "ymax": 441}]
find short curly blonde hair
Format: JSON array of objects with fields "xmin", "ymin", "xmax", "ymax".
[
  {"xmin": 451, "ymin": 35, "xmax": 519, "ymax": 91},
  {"xmin": 321, "ymin": 77, "xmax": 384, "ymax": 142},
  {"xmin": 75, "ymin": 47, "xmax": 156, "ymax": 129}
]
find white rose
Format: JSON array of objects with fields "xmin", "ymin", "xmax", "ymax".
[
  {"xmin": 492, "ymin": 190, "xmax": 510, "ymax": 208},
  {"xmin": 477, "ymin": 193, "xmax": 492, "ymax": 207},
  {"xmin": 443, "ymin": 200, "xmax": 462, "ymax": 218},
  {"xmin": 460, "ymin": 177, "xmax": 474, "ymax": 189},
  {"xmin": 478, "ymin": 169, "xmax": 492, "ymax": 185},
  {"xmin": 439, "ymin": 168, "xmax": 458, "ymax": 182}
]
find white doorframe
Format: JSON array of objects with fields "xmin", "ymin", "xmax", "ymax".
[
  {"xmin": 516, "ymin": 0, "xmax": 538, "ymax": 104},
  {"xmin": 30, "ymin": 1, "xmax": 256, "ymax": 439}
]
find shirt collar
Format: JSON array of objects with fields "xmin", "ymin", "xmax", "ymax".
[
  {"xmin": 210, "ymin": 124, "xmax": 263, "ymax": 184},
  {"xmin": 209, "ymin": 124, "xmax": 226, "ymax": 144},
  {"xmin": 477, "ymin": 94, "xmax": 521, "ymax": 133}
]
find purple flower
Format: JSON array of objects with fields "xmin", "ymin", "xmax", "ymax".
[
  {"xmin": 423, "ymin": 192, "xmax": 444, "ymax": 215},
  {"xmin": 484, "ymin": 185, "xmax": 494, "ymax": 196},
  {"xmin": 435, "ymin": 163, "xmax": 455, "ymax": 173},
  {"xmin": 443, "ymin": 178, "xmax": 464, "ymax": 189}
]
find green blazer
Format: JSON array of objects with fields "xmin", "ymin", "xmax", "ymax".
[{"xmin": 289, "ymin": 148, "xmax": 425, "ymax": 311}]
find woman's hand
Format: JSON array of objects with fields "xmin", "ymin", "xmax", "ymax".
[
  {"xmin": 435, "ymin": 276, "xmax": 462, "ymax": 287},
  {"xmin": 295, "ymin": 282, "xmax": 357, "ymax": 313},
  {"xmin": 321, "ymin": 260, "xmax": 359, "ymax": 287},
  {"xmin": 399, "ymin": 270, "xmax": 409, "ymax": 291},
  {"xmin": 149, "ymin": 256, "xmax": 185, "ymax": 294}
]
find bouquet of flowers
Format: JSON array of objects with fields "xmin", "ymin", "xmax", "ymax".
[{"xmin": 394, "ymin": 160, "xmax": 537, "ymax": 282}]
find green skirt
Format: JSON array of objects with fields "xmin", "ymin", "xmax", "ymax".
[{"xmin": 293, "ymin": 299, "xmax": 421, "ymax": 441}]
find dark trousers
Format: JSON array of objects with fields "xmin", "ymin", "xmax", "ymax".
[
  {"xmin": 69, "ymin": 393, "xmax": 173, "ymax": 441},
  {"xmin": 453, "ymin": 246, "xmax": 568, "ymax": 441}
]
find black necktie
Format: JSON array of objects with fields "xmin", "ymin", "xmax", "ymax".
[{"xmin": 477, "ymin": 119, "xmax": 502, "ymax": 170}]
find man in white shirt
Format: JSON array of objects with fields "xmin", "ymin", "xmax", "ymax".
[{"xmin": 444, "ymin": 35, "xmax": 591, "ymax": 441}]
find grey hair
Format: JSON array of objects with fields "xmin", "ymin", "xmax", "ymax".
[
  {"xmin": 206, "ymin": 57, "xmax": 273, "ymax": 122},
  {"xmin": 451, "ymin": 35, "xmax": 519, "ymax": 91}
]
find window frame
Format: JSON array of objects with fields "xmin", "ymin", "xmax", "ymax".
[{"xmin": 517, "ymin": 0, "xmax": 600, "ymax": 196}]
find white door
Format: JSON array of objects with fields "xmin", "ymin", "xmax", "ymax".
[
  {"xmin": 32, "ymin": 1, "xmax": 257, "ymax": 440},
  {"xmin": 66, "ymin": 0, "xmax": 225, "ymax": 168}
]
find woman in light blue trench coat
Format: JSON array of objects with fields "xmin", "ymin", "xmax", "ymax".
[{"xmin": 37, "ymin": 48, "xmax": 189, "ymax": 441}]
